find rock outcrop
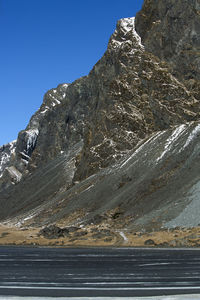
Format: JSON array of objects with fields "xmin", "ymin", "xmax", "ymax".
[
  {"xmin": 0, "ymin": 141, "xmax": 16, "ymax": 175},
  {"xmin": 135, "ymin": 0, "xmax": 200, "ymax": 81},
  {"xmin": 1, "ymin": 15, "xmax": 200, "ymax": 188}
]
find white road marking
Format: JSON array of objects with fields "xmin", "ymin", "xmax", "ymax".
[
  {"xmin": 1, "ymin": 286, "xmax": 200, "ymax": 290},
  {"xmin": 1, "ymin": 296, "xmax": 200, "ymax": 300}
]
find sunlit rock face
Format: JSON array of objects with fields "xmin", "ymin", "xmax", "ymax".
[
  {"xmin": 2, "ymin": 15, "xmax": 198, "ymax": 185},
  {"xmin": 0, "ymin": 141, "xmax": 16, "ymax": 177},
  {"xmin": 135, "ymin": 0, "xmax": 200, "ymax": 81},
  {"xmin": 0, "ymin": 1, "xmax": 200, "ymax": 230},
  {"xmin": 2, "ymin": 121, "xmax": 200, "ymax": 230}
]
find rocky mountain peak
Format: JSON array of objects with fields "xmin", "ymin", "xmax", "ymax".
[
  {"xmin": 108, "ymin": 17, "xmax": 144, "ymax": 52},
  {"xmin": 1, "ymin": 6, "xmax": 200, "ymax": 187},
  {"xmin": 135, "ymin": 0, "xmax": 200, "ymax": 81}
]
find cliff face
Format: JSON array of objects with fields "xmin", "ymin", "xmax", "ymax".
[
  {"xmin": 3, "ymin": 122, "xmax": 200, "ymax": 231},
  {"xmin": 135, "ymin": 0, "xmax": 200, "ymax": 82},
  {"xmin": 1, "ymin": 16, "xmax": 199, "ymax": 187},
  {"xmin": 0, "ymin": 1, "xmax": 200, "ymax": 230},
  {"xmin": 0, "ymin": 141, "xmax": 17, "ymax": 189}
]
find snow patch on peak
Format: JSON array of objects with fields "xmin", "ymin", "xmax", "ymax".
[
  {"xmin": 120, "ymin": 17, "xmax": 135, "ymax": 28},
  {"xmin": 61, "ymin": 83, "xmax": 69, "ymax": 89},
  {"xmin": 120, "ymin": 17, "xmax": 143, "ymax": 46},
  {"xmin": 40, "ymin": 83, "xmax": 69, "ymax": 115},
  {"xmin": 25, "ymin": 129, "xmax": 39, "ymax": 156},
  {"xmin": 10, "ymin": 140, "xmax": 17, "ymax": 152},
  {"xmin": 0, "ymin": 140, "xmax": 17, "ymax": 177},
  {"xmin": 17, "ymin": 129, "xmax": 39, "ymax": 159},
  {"xmin": 40, "ymin": 107, "xmax": 49, "ymax": 114},
  {"xmin": 110, "ymin": 17, "xmax": 144, "ymax": 52}
]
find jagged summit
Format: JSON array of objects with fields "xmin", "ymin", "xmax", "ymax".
[
  {"xmin": 0, "ymin": 0, "xmax": 200, "ymax": 241},
  {"xmin": 135, "ymin": 0, "xmax": 200, "ymax": 81},
  {"xmin": 108, "ymin": 17, "xmax": 144, "ymax": 51}
]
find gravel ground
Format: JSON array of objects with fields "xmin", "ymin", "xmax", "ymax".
[{"xmin": 166, "ymin": 181, "xmax": 200, "ymax": 228}]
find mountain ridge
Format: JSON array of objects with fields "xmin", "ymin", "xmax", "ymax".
[{"xmin": 0, "ymin": 1, "xmax": 200, "ymax": 246}]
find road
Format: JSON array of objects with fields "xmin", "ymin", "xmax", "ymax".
[{"xmin": 0, "ymin": 246, "xmax": 200, "ymax": 297}]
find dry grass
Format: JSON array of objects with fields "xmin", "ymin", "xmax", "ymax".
[{"xmin": 1, "ymin": 224, "xmax": 200, "ymax": 248}]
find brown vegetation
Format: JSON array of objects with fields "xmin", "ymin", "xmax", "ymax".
[{"xmin": 1, "ymin": 224, "xmax": 200, "ymax": 248}]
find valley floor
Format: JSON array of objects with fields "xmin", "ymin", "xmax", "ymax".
[{"xmin": 1, "ymin": 225, "xmax": 200, "ymax": 248}]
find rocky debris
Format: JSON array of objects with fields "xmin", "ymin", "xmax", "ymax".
[
  {"xmin": 0, "ymin": 232, "xmax": 9, "ymax": 238},
  {"xmin": 118, "ymin": 176, "xmax": 132, "ymax": 189},
  {"xmin": 38, "ymin": 225, "xmax": 88, "ymax": 239},
  {"xmin": 0, "ymin": 166, "xmax": 22, "ymax": 191},
  {"xmin": 90, "ymin": 228, "xmax": 99, "ymax": 233},
  {"xmin": 91, "ymin": 229, "xmax": 112, "ymax": 240},
  {"xmin": 92, "ymin": 233, "xmax": 107, "ymax": 239},
  {"xmin": 112, "ymin": 212, "xmax": 122, "ymax": 220},
  {"xmin": 67, "ymin": 226, "xmax": 79, "ymax": 233},
  {"xmin": 104, "ymin": 237, "xmax": 113, "ymax": 242},
  {"xmin": 144, "ymin": 239, "xmax": 156, "ymax": 246},
  {"xmin": 84, "ymin": 215, "xmax": 107, "ymax": 225},
  {"xmin": 100, "ymin": 229, "xmax": 112, "ymax": 235},
  {"xmin": 158, "ymin": 242, "xmax": 169, "ymax": 247},
  {"xmin": 169, "ymin": 239, "xmax": 189, "ymax": 247},
  {"xmin": 62, "ymin": 228, "xmax": 71, "ymax": 237},
  {"xmin": 73, "ymin": 231, "xmax": 88, "ymax": 237},
  {"xmin": 38, "ymin": 225, "xmax": 64, "ymax": 239}
]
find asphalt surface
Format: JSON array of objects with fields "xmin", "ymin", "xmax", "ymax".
[{"xmin": 0, "ymin": 246, "xmax": 200, "ymax": 297}]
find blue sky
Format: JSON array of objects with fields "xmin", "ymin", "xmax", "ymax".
[{"xmin": 0, "ymin": 0, "xmax": 143, "ymax": 146}]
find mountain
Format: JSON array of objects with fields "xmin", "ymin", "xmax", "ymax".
[
  {"xmin": 0, "ymin": 0, "xmax": 200, "ymax": 246},
  {"xmin": 136, "ymin": 0, "xmax": 200, "ymax": 82}
]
